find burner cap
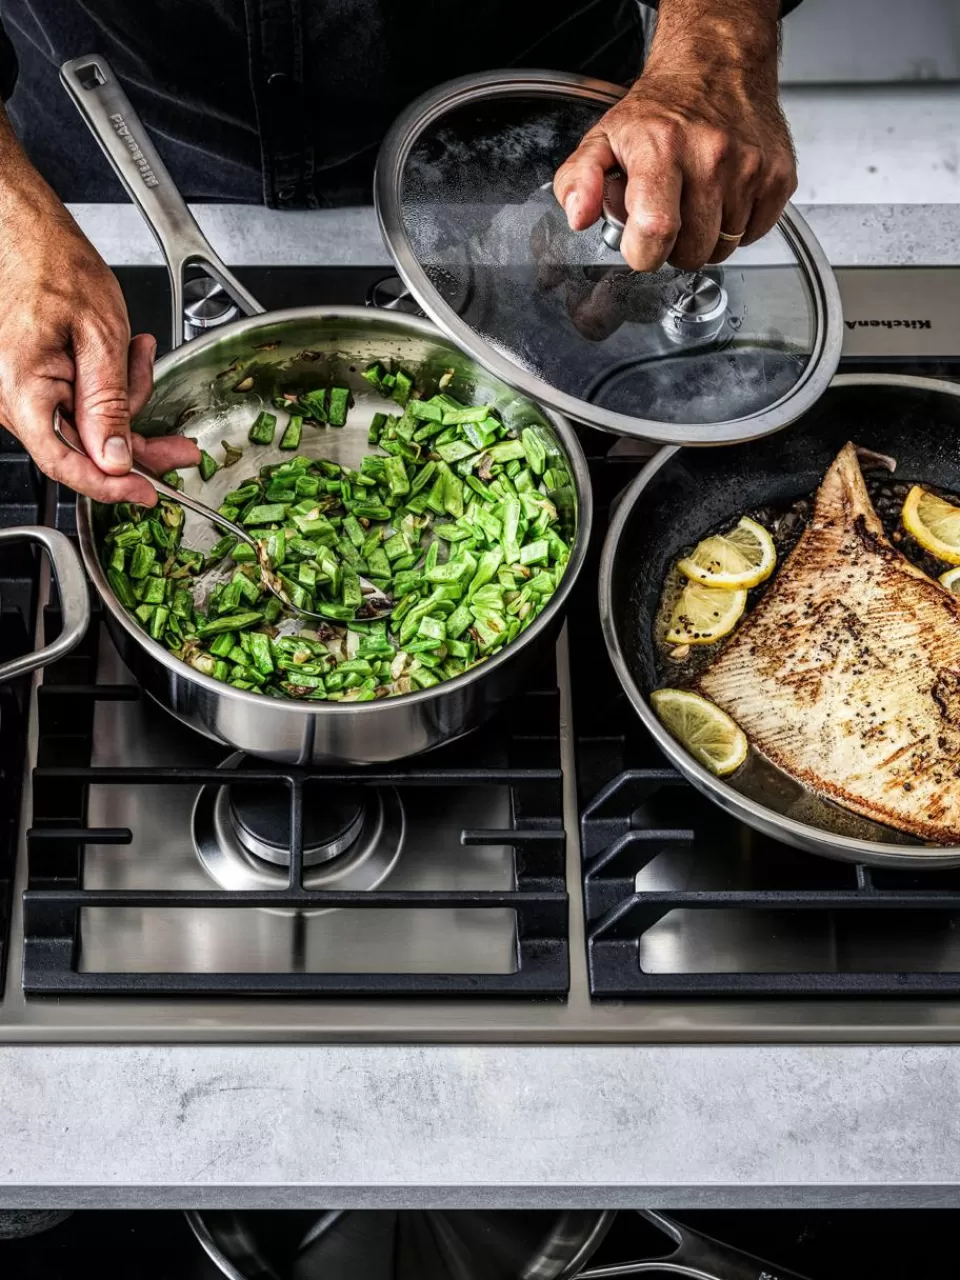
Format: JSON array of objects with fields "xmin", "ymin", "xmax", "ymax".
[
  {"xmin": 193, "ymin": 755, "xmax": 405, "ymax": 906},
  {"xmin": 230, "ymin": 770, "xmax": 365, "ymax": 868},
  {"xmin": 367, "ymin": 269, "xmax": 473, "ymax": 319}
]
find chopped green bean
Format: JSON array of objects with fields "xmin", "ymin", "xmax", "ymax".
[
  {"xmin": 248, "ymin": 411, "xmax": 277, "ymax": 446},
  {"xmin": 362, "ymin": 361, "xmax": 388, "ymax": 391},
  {"xmin": 209, "ymin": 632, "xmax": 237, "ymax": 658},
  {"xmin": 242, "ymin": 503, "xmax": 286, "ymax": 526},
  {"xmin": 435, "ymin": 439, "xmax": 476, "ymax": 464},
  {"xmin": 149, "ymin": 606, "xmax": 170, "ymax": 641},
  {"xmin": 441, "ymin": 405, "xmax": 491, "ymax": 425},
  {"xmin": 196, "ymin": 611, "xmax": 264, "ymax": 636},
  {"xmin": 521, "ymin": 427, "xmax": 547, "ymax": 475},
  {"xmin": 298, "ymin": 388, "xmax": 327, "ymax": 423},
  {"xmin": 327, "ymin": 387, "xmax": 350, "ymax": 427},
  {"xmin": 392, "ymin": 369, "xmax": 413, "ymax": 408},
  {"xmin": 408, "ymin": 399, "xmax": 442, "ymax": 422},
  {"xmin": 129, "ymin": 544, "xmax": 156, "ymax": 579},
  {"xmin": 138, "ymin": 576, "xmax": 167, "ymax": 605},
  {"xmin": 104, "ymin": 370, "xmax": 570, "ymax": 702},
  {"xmin": 280, "ymin": 414, "xmax": 303, "ymax": 450},
  {"xmin": 520, "ymin": 539, "xmax": 549, "ymax": 567},
  {"xmin": 247, "ymin": 632, "xmax": 275, "ymax": 676}
]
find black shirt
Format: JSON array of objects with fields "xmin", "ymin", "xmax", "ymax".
[{"xmin": 0, "ymin": 1, "xmax": 803, "ymax": 207}]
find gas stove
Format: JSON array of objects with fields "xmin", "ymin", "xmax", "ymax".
[{"xmin": 2, "ymin": 263, "xmax": 960, "ymax": 1042}]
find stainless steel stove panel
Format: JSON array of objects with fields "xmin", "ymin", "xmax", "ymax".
[{"xmin": 79, "ymin": 644, "xmax": 518, "ymax": 977}]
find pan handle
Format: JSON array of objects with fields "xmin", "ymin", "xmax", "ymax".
[
  {"xmin": 579, "ymin": 1211, "xmax": 813, "ymax": 1280},
  {"xmin": 60, "ymin": 54, "xmax": 264, "ymax": 351},
  {"xmin": 0, "ymin": 528, "xmax": 89, "ymax": 685}
]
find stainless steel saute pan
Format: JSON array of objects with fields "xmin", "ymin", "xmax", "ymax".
[
  {"xmin": 600, "ymin": 373, "xmax": 960, "ymax": 868},
  {"xmin": 59, "ymin": 55, "xmax": 591, "ymax": 765}
]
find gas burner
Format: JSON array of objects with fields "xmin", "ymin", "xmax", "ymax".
[
  {"xmin": 182, "ymin": 274, "xmax": 239, "ymax": 341},
  {"xmin": 192, "ymin": 753, "xmax": 404, "ymax": 908},
  {"xmin": 229, "ymin": 761, "xmax": 365, "ymax": 868},
  {"xmin": 366, "ymin": 273, "xmax": 423, "ymax": 314},
  {"xmin": 367, "ymin": 268, "xmax": 474, "ymax": 318}
]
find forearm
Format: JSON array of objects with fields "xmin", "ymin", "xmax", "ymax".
[
  {"xmin": 0, "ymin": 103, "xmax": 76, "ymax": 243},
  {"xmin": 644, "ymin": 0, "xmax": 780, "ymax": 87},
  {"xmin": 0, "ymin": 102, "xmax": 38, "ymax": 208}
]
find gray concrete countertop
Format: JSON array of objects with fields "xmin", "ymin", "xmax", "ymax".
[
  {"xmin": 67, "ymin": 201, "xmax": 960, "ymax": 269},
  {"xmin": 4, "ymin": 1045, "xmax": 960, "ymax": 1209},
  {"xmin": 3, "ymin": 200, "xmax": 960, "ymax": 1211}
]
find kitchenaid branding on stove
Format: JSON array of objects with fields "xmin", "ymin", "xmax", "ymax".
[
  {"xmin": 844, "ymin": 318, "xmax": 932, "ymax": 330},
  {"xmin": 108, "ymin": 113, "xmax": 159, "ymax": 188}
]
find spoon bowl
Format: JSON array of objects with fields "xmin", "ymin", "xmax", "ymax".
[{"xmin": 53, "ymin": 408, "xmax": 393, "ymax": 622}]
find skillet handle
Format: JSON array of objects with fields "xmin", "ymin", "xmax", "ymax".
[
  {"xmin": 60, "ymin": 54, "xmax": 264, "ymax": 351},
  {"xmin": 0, "ymin": 529, "xmax": 89, "ymax": 685}
]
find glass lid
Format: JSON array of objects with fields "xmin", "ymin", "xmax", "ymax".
[{"xmin": 375, "ymin": 72, "xmax": 843, "ymax": 445}]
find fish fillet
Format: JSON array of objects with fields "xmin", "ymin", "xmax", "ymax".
[{"xmin": 697, "ymin": 442, "xmax": 960, "ymax": 844}]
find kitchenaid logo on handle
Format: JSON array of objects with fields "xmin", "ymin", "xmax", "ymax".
[
  {"xmin": 108, "ymin": 112, "xmax": 159, "ymax": 188},
  {"xmin": 844, "ymin": 318, "xmax": 932, "ymax": 330}
]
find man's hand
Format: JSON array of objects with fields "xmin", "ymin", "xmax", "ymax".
[
  {"xmin": 554, "ymin": 0, "xmax": 797, "ymax": 273},
  {"xmin": 0, "ymin": 110, "xmax": 199, "ymax": 503}
]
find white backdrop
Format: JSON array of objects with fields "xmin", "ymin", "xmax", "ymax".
[{"xmin": 781, "ymin": 0, "xmax": 960, "ymax": 84}]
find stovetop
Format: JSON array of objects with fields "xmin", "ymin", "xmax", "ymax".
[{"xmin": 3, "ymin": 263, "xmax": 960, "ymax": 1042}]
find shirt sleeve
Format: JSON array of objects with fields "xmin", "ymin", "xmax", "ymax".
[{"xmin": 0, "ymin": 18, "xmax": 18, "ymax": 102}]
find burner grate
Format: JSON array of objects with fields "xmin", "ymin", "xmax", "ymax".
[
  {"xmin": 23, "ymin": 603, "xmax": 569, "ymax": 998},
  {"xmin": 573, "ymin": 423, "xmax": 960, "ymax": 999}
]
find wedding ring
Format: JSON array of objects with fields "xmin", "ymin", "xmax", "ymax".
[{"xmin": 717, "ymin": 229, "xmax": 745, "ymax": 244}]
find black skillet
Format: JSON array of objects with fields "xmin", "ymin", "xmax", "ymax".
[{"xmin": 599, "ymin": 374, "xmax": 960, "ymax": 868}]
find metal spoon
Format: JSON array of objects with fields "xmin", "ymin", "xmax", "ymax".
[{"xmin": 53, "ymin": 408, "xmax": 393, "ymax": 622}]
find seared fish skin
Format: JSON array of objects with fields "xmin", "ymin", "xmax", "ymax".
[{"xmin": 697, "ymin": 442, "xmax": 960, "ymax": 844}]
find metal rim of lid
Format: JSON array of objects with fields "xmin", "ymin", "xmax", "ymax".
[{"xmin": 375, "ymin": 69, "xmax": 844, "ymax": 447}]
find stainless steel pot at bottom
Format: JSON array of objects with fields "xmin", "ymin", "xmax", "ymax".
[
  {"xmin": 185, "ymin": 1209, "xmax": 814, "ymax": 1279},
  {"xmin": 186, "ymin": 1210, "xmax": 615, "ymax": 1280},
  {"xmin": 0, "ymin": 1211, "xmax": 73, "ymax": 1241}
]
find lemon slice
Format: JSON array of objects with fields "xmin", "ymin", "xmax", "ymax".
[
  {"xmin": 940, "ymin": 566, "xmax": 960, "ymax": 592},
  {"xmin": 664, "ymin": 580, "xmax": 747, "ymax": 645},
  {"xmin": 902, "ymin": 486, "xmax": 960, "ymax": 565},
  {"xmin": 650, "ymin": 688, "xmax": 748, "ymax": 777},
  {"xmin": 677, "ymin": 516, "xmax": 777, "ymax": 590}
]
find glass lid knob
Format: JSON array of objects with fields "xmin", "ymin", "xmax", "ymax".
[{"xmin": 663, "ymin": 271, "xmax": 729, "ymax": 344}]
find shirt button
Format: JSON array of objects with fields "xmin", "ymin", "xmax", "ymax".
[
  {"xmin": 277, "ymin": 184, "xmax": 296, "ymax": 203},
  {"xmin": 267, "ymin": 71, "xmax": 290, "ymax": 88}
]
